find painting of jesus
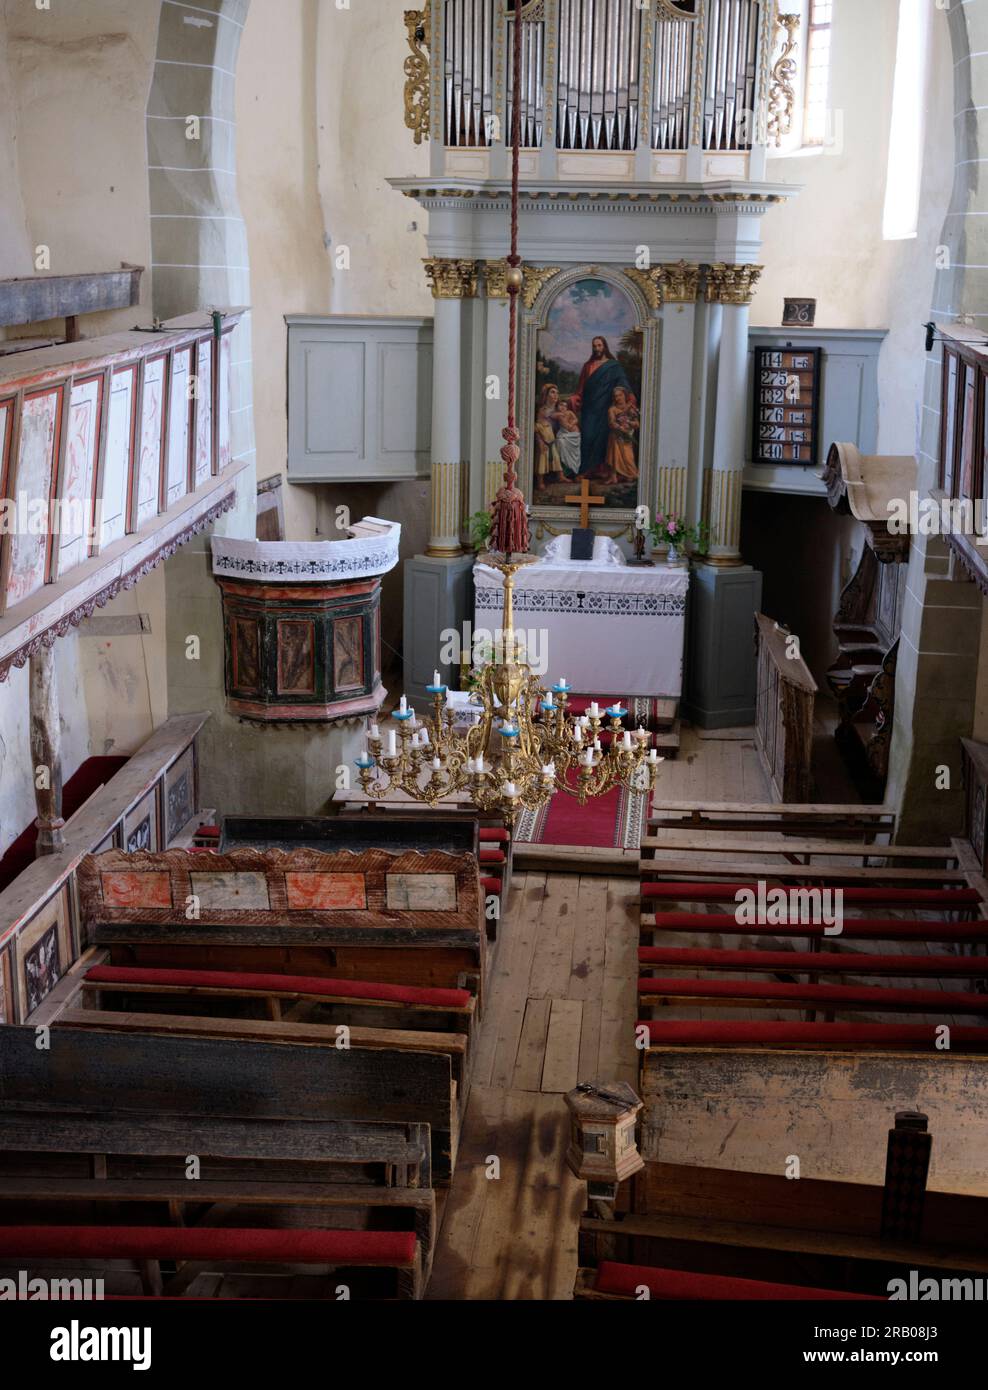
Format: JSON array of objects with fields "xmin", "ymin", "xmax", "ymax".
[{"xmin": 533, "ymin": 277, "xmax": 642, "ymax": 511}]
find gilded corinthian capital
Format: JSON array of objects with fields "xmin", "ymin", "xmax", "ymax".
[
  {"xmin": 705, "ymin": 264, "xmax": 764, "ymax": 306},
  {"xmin": 423, "ymin": 257, "xmax": 480, "ymax": 299},
  {"xmin": 624, "ymin": 261, "xmax": 702, "ymax": 309}
]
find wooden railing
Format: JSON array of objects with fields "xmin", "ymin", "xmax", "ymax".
[{"xmin": 754, "ymin": 612, "xmax": 816, "ymax": 803}]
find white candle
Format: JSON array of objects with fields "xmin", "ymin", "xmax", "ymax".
[
  {"xmin": 542, "ymin": 761, "xmax": 555, "ymax": 779},
  {"xmin": 476, "ymin": 754, "xmax": 485, "ymax": 773},
  {"xmin": 505, "ymin": 781, "xmax": 517, "ymax": 798},
  {"xmin": 433, "ymin": 670, "xmax": 441, "ymax": 688},
  {"xmin": 385, "ymin": 729, "xmax": 397, "ymax": 757},
  {"xmin": 432, "ymin": 756, "xmax": 442, "ymax": 771},
  {"xmin": 573, "ymin": 723, "xmax": 583, "ymax": 742},
  {"xmin": 594, "ymin": 738, "xmax": 602, "ymax": 752},
  {"xmin": 420, "ymin": 727, "xmax": 430, "ymax": 746},
  {"xmin": 622, "ymin": 731, "xmax": 632, "ymax": 751},
  {"xmin": 399, "ymin": 695, "xmax": 408, "ymax": 714},
  {"xmin": 369, "ymin": 723, "xmax": 379, "ymax": 740},
  {"xmin": 582, "ymin": 750, "xmax": 593, "ymax": 767},
  {"xmin": 649, "ymin": 748, "xmax": 659, "ymax": 764},
  {"xmin": 588, "ymin": 701, "xmax": 599, "ymax": 719}
]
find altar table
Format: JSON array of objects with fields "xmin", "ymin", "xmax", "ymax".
[{"xmin": 473, "ymin": 559, "xmax": 689, "ymax": 699}]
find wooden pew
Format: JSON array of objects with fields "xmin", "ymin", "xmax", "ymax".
[
  {"xmin": 0, "ymin": 1098, "xmax": 435, "ymax": 1298},
  {"xmin": 647, "ymin": 801, "xmax": 896, "ymax": 840},
  {"xmin": 0, "ymin": 1022, "xmax": 459, "ymax": 1185},
  {"xmin": 77, "ymin": 846, "xmax": 487, "ymax": 1003},
  {"xmin": 576, "ymin": 1158, "xmax": 988, "ymax": 1299},
  {"xmin": 0, "ymin": 1225, "xmax": 423, "ymax": 1300}
]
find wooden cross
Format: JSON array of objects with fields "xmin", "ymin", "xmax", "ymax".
[{"xmin": 564, "ymin": 477, "xmax": 605, "ymax": 529}]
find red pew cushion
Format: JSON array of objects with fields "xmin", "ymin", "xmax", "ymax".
[
  {"xmin": 479, "ymin": 828, "xmax": 510, "ymax": 843},
  {"xmin": 479, "ymin": 848, "xmax": 506, "ymax": 864},
  {"xmin": 637, "ymin": 946, "xmax": 988, "ymax": 977},
  {"xmin": 634, "ymin": 1020, "xmax": 988, "ymax": 1049},
  {"xmin": 0, "ymin": 1226, "xmax": 416, "ymax": 1265},
  {"xmin": 641, "ymin": 882, "xmax": 981, "ymax": 905},
  {"xmin": 594, "ymin": 1261, "xmax": 882, "ymax": 1301},
  {"xmin": 481, "ymin": 876, "xmax": 503, "ymax": 894},
  {"xmin": 85, "ymin": 965, "xmax": 472, "ymax": 1009},
  {"xmin": 643, "ymin": 912, "xmax": 988, "ymax": 942},
  {"xmin": 637, "ymin": 976, "xmax": 988, "ymax": 1013}
]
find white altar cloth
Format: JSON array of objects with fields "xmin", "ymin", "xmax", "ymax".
[{"xmin": 473, "ymin": 559, "xmax": 689, "ymax": 698}]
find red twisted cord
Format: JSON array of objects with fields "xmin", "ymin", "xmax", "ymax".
[{"xmin": 491, "ymin": 1, "xmax": 529, "ymax": 558}]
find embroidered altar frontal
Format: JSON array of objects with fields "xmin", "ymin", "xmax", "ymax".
[{"xmin": 474, "ymin": 562, "xmax": 689, "ymax": 699}]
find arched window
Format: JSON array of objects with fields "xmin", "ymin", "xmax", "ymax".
[
  {"xmin": 882, "ymin": 0, "xmax": 932, "ymax": 242},
  {"xmin": 802, "ymin": 1, "xmax": 833, "ymax": 148},
  {"xmin": 772, "ymin": 0, "xmax": 834, "ymax": 156}
]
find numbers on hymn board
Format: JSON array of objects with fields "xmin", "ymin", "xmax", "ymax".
[{"xmin": 753, "ymin": 346, "xmax": 820, "ymax": 467}]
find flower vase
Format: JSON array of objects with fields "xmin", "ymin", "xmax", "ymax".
[{"xmin": 666, "ymin": 544, "xmax": 681, "ymax": 566}]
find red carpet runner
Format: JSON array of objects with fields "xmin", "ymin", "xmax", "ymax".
[{"xmin": 514, "ymin": 777, "xmax": 648, "ymax": 849}]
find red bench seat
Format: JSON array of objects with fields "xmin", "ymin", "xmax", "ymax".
[
  {"xmin": 592, "ymin": 1261, "xmax": 882, "ymax": 1301},
  {"xmin": 478, "ymin": 848, "xmax": 506, "ymax": 864},
  {"xmin": 641, "ymin": 882, "xmax": 982, "ymax": 906},
  {"xmin": 479, "ymin": 828, "xmax": 509, "ymax": 843},
  {"xmin": 638, "ymin": 946, "xmax": 988, "ymax": 978},
  {"xmin": 0, "ymin": 1226, "xmax": 416, "ymax": 1266},
  {"xmin": 643, "ymin": 912, "xmax": 988, "ymax": 943},
  {"xmin": 84, "ymin": 965, "xmax": 472, "ymax": 1010},
  {"xmin": 635, "ymin": 1020, "xmax": 988, "ymax": 1050},
  {"xmin": 638, "ymin": 976, "xmax": 988, "ymax": 1014}
]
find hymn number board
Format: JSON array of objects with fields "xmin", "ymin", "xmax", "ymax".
[{"xmin": 752, "ymin": 347, "xmax": 822, "ymax": 467}]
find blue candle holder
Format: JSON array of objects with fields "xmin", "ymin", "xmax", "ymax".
[
  {"xmin": 426, "ymin": 684, "xmax": 447, "ymax": 695},
  {"xmin": 355, "ymin": 754, "xmax": 375, "ymax": 769},
  {"xmin": 393, "ymin": 709, "xmax": 415, "ymax": 722},
  {"xmin": 500, "ymin": 724, "xmax": 520, "ymax": 738},
  {"xmin": 606, "ymin": 706, "xmax": 627, "ymax": 720},
  {"xmin": 552, "ymin": 682, "xmax": 571, "ymax": 695},
  {"xmin": 541, "ymin": 700, "xmax": 556, "ymax": 713}
]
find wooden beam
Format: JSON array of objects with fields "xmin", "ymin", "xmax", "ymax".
[
  {"xmin": 28, "ymin": 645, "xmax": 64, "ymax": 854},
  {"xmin": 0, "ymin": 268, "xmax": 143, "ymax": 330}
]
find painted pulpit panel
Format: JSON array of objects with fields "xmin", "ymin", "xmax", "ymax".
[
  {"xmin": 194, "ymin": 337, "xmax": 213, "ymax": 487},
  {"xmin": 100, "ymin": 365, "xmax": 137, "ymax": 547},
  {"xmin": 56, "ymin": 375, "xmax": 102, "ymax": 576},
  {"xmin": 277, "ymin": 618, "xmax": 316, "ymax": 695},
  {"xmin": 531, "ymin": 275, "xmax": 643, "ymax": 512},
  {"xmin": 5, "ymin": 387, "xmax": 61, "ymax": 609},
  {"xmin": 166, "ymin": 345, "xmax": 193, "ymax": 505},
  {"xmin": 135, "ymin": 354, "xmax": 167, "ymax": 529}
]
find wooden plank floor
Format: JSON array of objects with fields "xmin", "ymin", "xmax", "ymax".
[{"xmin": 427, "ymin": 873, "xmax": 639, "ymax": 1300}]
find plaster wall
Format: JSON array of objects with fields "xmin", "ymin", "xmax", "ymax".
[
  {"xmin": 0, "ymin": 0, "xmax": 168, "ymax": 858},
  {"xmin": 754, "ymin": 0, "xmax": 954, "ymax": 461},
  {"xmin": 0, "ymin": 0, "xmax": 158, "ymax": 338}
]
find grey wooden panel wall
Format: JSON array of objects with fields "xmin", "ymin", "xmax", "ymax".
[
  {"xmin": 744, "ymin": 327, "xmax": 887, "ymax": 497},
  {"xmin": 287, "ymin": 315, "xmax": 433, "ymax": 483}
]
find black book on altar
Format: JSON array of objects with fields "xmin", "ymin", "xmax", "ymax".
[{"xmin": 570, "ymin": 528, "xmax": 595, "ymax": 561}]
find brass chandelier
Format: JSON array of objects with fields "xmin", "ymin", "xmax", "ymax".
[{"xmin": 357, "ymin": 9, "xmax": 663, "ymax": 824}]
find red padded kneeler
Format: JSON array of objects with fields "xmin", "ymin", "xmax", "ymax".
[
  {"xmin": 638, "ymin": 975, "xmax": 988, "ymax": 1014},
  {"xmin": 643, "ymin": 912, "xmax": 988, "ymax": 943},
  {"xmin": 594, "ymin": 1262, "xmax": 882, "ymax": 1301},
  {"xmin": 641, "ymin": 882, "xmax": 982, "ymax": 906},
  {"xmin": 0, "ymin": 1226, "xmax": 416, "ymax": 1265},
  {"xmin": 85, "ymin": 965, "xmax": 472, "ymax": 1009},
  {"xmin": 644, "ymin": 911, "xmax": 988, "ymax": 945},
  {"xmin": 635, "ymin": 1020, "xmax": 988, "ymax": 1050},
  {"xmin": 481, "ymin": 876, "xmax": 503, "ymax": 895},
  {"xmin": 479, "ymin": 848, "xmax": 506, "ymax": 864},
  {"xmin": 479, "ymin": 828, "xmax": 510, "ymax": 843},
  {"xmin": 637, "ymin": 946, "xmax": 988, "ymax": 978}
]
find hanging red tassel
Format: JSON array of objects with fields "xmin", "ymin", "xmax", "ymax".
[{"xmin": 490, "ymin": 425, "xmax": 530, "ymax": 557}]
